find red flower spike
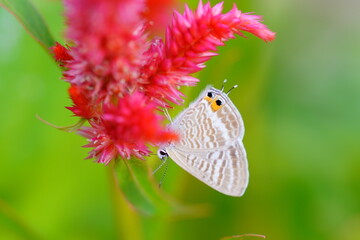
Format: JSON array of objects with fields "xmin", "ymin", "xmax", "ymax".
[
  {"xmin": 139, "ymin": 1, "xmax": 275, "ymax": 105},
  {"xmin": 63, "ymin": 0, "xmax": 148, "ymax": 102},
  {"xmin": 78, "ymin": 92, "xmax": 179, "ymax": 163},
  {"xmin": 233, "ymin": 11, "xmax": 276, "ymax": 43}
]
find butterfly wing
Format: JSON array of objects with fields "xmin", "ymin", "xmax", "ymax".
[
  {"xmin": 166, "ymin": 139, "xmax": 248, "ymax": 196},
  {"xmin": 167, "ymin": 86, "xmax": 249, "ymax": 196},
  {"xmin": 170, "ymin": 86, "xmax": 245, "ymax": 150}
]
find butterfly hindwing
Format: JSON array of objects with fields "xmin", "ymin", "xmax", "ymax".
[{"xmin": 166, "ymin": 138, "xmax": 248, "ymax": 196}]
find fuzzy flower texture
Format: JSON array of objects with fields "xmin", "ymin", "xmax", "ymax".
[{"xmin": 51, "ymin": 0, "xmax": 275, "ymax": 164}]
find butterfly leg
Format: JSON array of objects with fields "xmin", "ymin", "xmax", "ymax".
[
  {"xmin": 158, "ymin": 159, "xmax": 169, "ymax": 188},
  {"xmin": 152, "ymin": 156, "xmax": 168, "ymax": 174},
  {"xmin": 152, "ymin": 156, "xmax": 169, "ymax": 188}
]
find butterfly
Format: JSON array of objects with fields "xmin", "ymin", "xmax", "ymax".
[{"xmin": 157, "ymin": 84, "xmax": 249, "ymax": 197}]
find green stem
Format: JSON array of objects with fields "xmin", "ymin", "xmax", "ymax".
[
  {"xmin": 108, "ymin": 161, "xmax": 143, "ymax": 240},
  {"xmin": 220, "ymin": 234, "xmax": 266, "ymax": 240}
]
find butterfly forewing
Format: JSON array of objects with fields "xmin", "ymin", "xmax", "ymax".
[{"xmin": 170, "ymin": 87, "xmax": 244, "ymax": 151}]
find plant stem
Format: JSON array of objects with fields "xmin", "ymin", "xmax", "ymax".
[{"xmin": 108, "ymin": 161, "xmax": 143, "ymax": 240}]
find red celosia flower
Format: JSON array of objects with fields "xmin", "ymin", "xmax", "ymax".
[
  {"xmin": 52, "ymin": 0, "xmax": 275, "ymax": 163},
  {"xmin": 139, "ymin": 1, "xmax": 276, "ymax": 104},
  {"xmin": 78, "ymin": 92, "xmax": 178, "ymax": 163},
  {"xmin": 63, "ymin": 0, "xmax": 148, "ymax": 101}
]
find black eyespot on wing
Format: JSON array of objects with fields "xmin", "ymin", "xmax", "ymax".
[
  {"xmin": 160, "ymin": 150, "xmax": 166, "ymax": 155},
  {"xmin": 216, "ymin": 99, "xmax": 222, "ymax": 106},
  {"xmin": 207, "ymin": 92, "xmax": 214, "ymax": 98}
]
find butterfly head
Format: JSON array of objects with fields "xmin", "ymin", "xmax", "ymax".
[
  {"xmin": 157, "ymin": 149, "xmax": 168, "ymax": 160},
  {"xmin": 203, "ymin": 82, "xmax": 238, "ymax": 112},
  {"xmin": 204, "ymin": 88, "xmax": 226, "ymax": 112}
]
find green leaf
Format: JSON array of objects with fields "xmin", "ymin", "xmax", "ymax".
[
  {"xmin": 0, "ymin": 0, "xmax": 55, "ymax": 53},
  {"xmin": 114, "ymin": 158, "xmax": 210, "ymax": 218}
]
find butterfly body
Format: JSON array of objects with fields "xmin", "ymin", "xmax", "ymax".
[{"xmin": 158, "ymin": 86, "xmax": 249, "ymax": 197}]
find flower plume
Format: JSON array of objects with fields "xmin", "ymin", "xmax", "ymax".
[
  {"xmin": 52, "ymin": 0, "xmax": 275, "ymax": 163},
  {"xmin": 140, "ymin": 1, "xmax": 275, "ymax": 104},
  {"xmin": 64, "ymin": 0, "xmax": 148, "ymax": 102}
]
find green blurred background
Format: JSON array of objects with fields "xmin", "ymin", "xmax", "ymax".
[{"xmin": 1, "ymin": 0, "xmax": 360, "ymax": 239}]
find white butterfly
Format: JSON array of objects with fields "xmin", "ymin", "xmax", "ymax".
[{"xmin": 157, "ymin": 84, "xmax": 249, "ymax": 197}]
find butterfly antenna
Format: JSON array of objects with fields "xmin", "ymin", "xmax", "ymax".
[
  {"xmin": 158, "ymin": 159, "xmax": 169, "ymax": 188},
  {"xmin": 162, "ymin": 103, "xmax": 173, "ymax": 124},
  {"xmin": 221, "ymin": 79, "xmax": 228, "ymax": 92},
  {"xmin": 226, "ymin": 85, "xmax": 238, "ymax": 95},
  {"xmin": 152, "ymin": 156, "xmax": 167, "ymax": 174}
]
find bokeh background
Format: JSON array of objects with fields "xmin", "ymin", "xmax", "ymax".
[{"xmin": 1, "ymin": 0, "xmax": 360, "ymax": 239}]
